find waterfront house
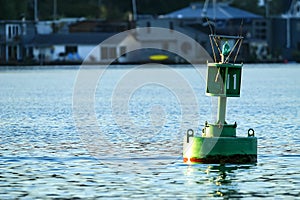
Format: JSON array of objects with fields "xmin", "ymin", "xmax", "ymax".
[
  {"xmin": 0, "ymin": 20, "xmax": 36, "ymax": 64},
  {"xmin": 29, "ymin": 32, "xmax": 139, "ymax": 64},
  {"xmin": 267, "ymin": 0, "xmax": 300, "ymax": 62},
  {"xmin": 162, "ymin": 2, "xmax": 261, "ymax": 34},
  {"xmin": 137, "ymin": 2, "xmax": 264, "ymax": 62}
]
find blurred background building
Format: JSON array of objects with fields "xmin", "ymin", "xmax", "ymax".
[{"xmin": 0, "ymin": 0, "xmax": 299, "ymax": 64}]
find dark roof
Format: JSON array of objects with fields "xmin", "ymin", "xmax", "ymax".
[
  {"xmin": 163, "ymin": 3, "xmax": 262, "ymax": 20},
  {"xmin": 28, "ymin": 32, "xmax": 126, "ymax": 46}
]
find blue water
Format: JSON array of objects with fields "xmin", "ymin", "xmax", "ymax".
[{"xmin": 0, "ymin": 64, "xmax": 300, "ymax": 199}]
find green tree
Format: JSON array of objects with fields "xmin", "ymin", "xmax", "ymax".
[
  {"xmin": 267, "ymin": 0, "xmax": 291, "ymax": 16},
  {"xmin": 231, "ymin": 0, "xmax": 264, "ymax": 15},
  {"xmin": 0, "ymin": 0, "xmax": 292, "ymax": 21},
  {"xmin": 231, "ymin": 0, "xmax": 291, "ymax": 16},
  {"xmin": 99, "ymin": 0, "xmax": 131, "ymax": 20},
  {"xmin": 0, "ymin": 0, "xmax": 28, "ymax": 19}
]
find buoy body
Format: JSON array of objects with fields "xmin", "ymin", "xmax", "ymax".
[
  {"xmin": 183, "ymin": 35, "xmax": 258, "ymax": 164},
  {"xmin": 183, "ymin": 132, "xmax": 257, "ymax": 164}
]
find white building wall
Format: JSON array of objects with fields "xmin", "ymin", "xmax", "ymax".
[
  {"xmin": 54, "ymin": 45, "xmax": 65, "ymax": 60},
  {"xmin": 78, "ymin": 45, "xmax": 96, "ymax": 61},
  {"xmin": 98, "ymin": 34, "xmax": 141, "ymax": 62},
  {"xmin": 83, "ymin": 45, "xmax": 100, "ymax": 62},
  {"xmin": 119, "ymin": 35, "xmax": 141, "ymax": 53}
]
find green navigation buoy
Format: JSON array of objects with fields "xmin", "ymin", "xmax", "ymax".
[{"xmin": 183, "ymin": 34, "xmax": 257, "ymax": 164}]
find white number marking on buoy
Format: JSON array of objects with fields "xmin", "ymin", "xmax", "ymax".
[
  {"xmin": 227, "ymin": 74, "xmax": 230, "ymax": 90},
  {"xmin": 233, "ymin": 73, "xmax": 237, "ymax": 90},
  {"xmin": 227, "ymin": 73, "xmax": 237, "ymax": 90}
]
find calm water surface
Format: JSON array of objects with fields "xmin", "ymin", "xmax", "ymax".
[{"xmin": 0, "ymin": 64, "xmax": 300, "ymax": 199}]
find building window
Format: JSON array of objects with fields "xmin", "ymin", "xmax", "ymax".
[
  {"xmin": 101, "ymin": 47, "xmax": 108, "ymax": 59},
  {"xmin": 7, "ymin": 45, "xmax": 18, "ymax": 61},
  {"xmin": 8, "ymin": 27, "xmax": 12, "ymax": 39},
  {"xmin": 101, "ymin": 47, "xmax": 117, "ymax": 59},
  {"xmin": 109, "ymin": 47, "xmax": 117, "ymax": 58},
  {"xmin": 6, "ymin": 24, "xmax": 21, "ymax": 40},
  {"xmin": 65, "ymin": 46, "xmax": 78, "ymax": 60},
  {"xmin": 65, "ymin": 46, "xmax": 77, "ymax": 54},
  {"xmin": 253, "ymin": 20, "xmax": 267, "ymax": 40}
]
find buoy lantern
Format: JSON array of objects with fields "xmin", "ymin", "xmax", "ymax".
[{"xmin": 183, "ymin": 35, "xmax": 257, "ymax": 164}]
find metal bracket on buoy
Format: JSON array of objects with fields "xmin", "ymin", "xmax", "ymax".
[
  {"xmin": 248, "ymin": 128, "xmax": 255, "ymax": 137},
  {"xmin": 186, "ymin": 129, "xmax": 194, "ymax": 143}
]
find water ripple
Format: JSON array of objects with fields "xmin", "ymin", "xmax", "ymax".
[{"xmin": 0, "ymin": 65, "xmax": 300, "ymax": 198}]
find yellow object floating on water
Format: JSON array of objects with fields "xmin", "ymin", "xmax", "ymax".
[{"xmin": 149, "ymin": 54, "xmax": 169, "ymax": 61}]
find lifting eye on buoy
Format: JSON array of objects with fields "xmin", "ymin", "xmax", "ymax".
[
  {"xmin": 248, "ymin": 128, "xmax": 255, "ymax": 137},
  {"xmin": 186, "ymin": 129, "xmax": 194, "ymax": 143}
]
